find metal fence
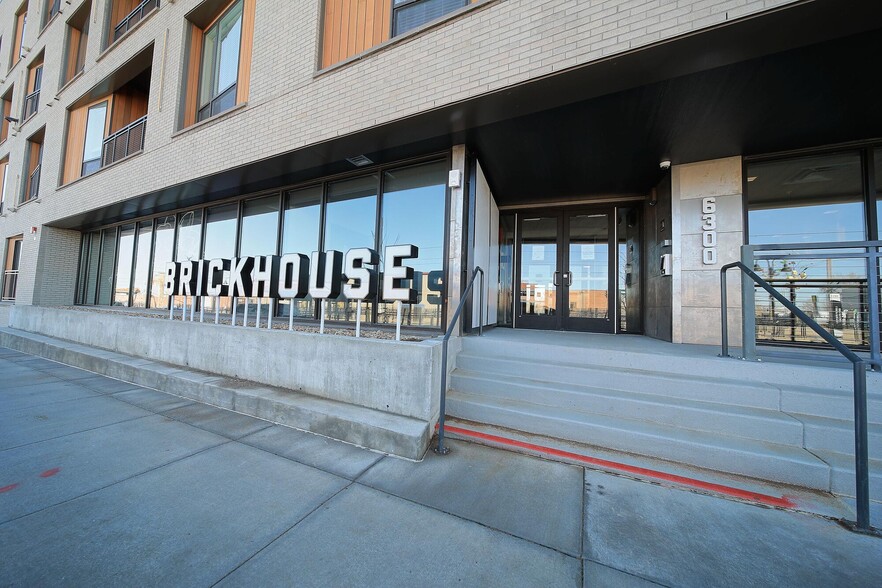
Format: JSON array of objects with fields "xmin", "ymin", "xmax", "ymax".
[
  {"xmin": 101, "ymin": 115, "xmax": 147, "ymax": 168},
  {"xmin": 113, "ymin": 0, "xmax": 160, "ymax": 42}
]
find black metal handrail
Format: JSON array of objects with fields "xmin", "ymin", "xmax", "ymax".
[
  {"xmin": 114, "ymin": 0, "xmax": 159, "ymax": 41},
  {"xmin": 101, "ymin": 115, "xmax": 147, "ymax": 168},
  {"xmin": 435, "ymin": 266, "xmax": 484, "ymax": 455},
  {"xmin": 721, "ymin": 261, "xmax": 873, "ymax": 532}
]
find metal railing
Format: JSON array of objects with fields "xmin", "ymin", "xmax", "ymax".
[
  {"xmin": 114, "ymin": 0, "xmax": 159, "ymax": 42},
  {"xmin": 721, "ymin": 260, "xmax": 873, "ymax": 532},
  {"xmin": 435, "ymin": 266, "xmax": 484, "ymax": 455},
  {"xmin": 101, "ymin": 115, "xmax": 147, "ymax": 168},
  {"xmin": 23, "ymin": 89, "xmax": 39, "ymax": 119},
  {"xmin": 2, "ymin": 270, "xmax": 18, "ymax": 301}
]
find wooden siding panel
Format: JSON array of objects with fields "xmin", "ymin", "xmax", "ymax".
[
  {"xmin": 321, "ymin": 0, "xmax": 393, "ymax": 69},
  {"xmin": 63, "ymin": 105, "xmax": 89, "ymax": 185},
  {"xmin": 235, "ymin": 0, "xmax": 256, "ymax": 104},
  {"xmin": 183, "ymin": 24, "xmax": 203, "ymax": 128}
]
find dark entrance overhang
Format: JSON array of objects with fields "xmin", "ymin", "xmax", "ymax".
[{"xmin": 52, "ymin": 0, "xmax": 882, "ymax": 229}]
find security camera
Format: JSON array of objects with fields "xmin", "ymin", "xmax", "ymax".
[{"xmin": 659, "ymin": 160, "xmax": 671, "ymax": 170}]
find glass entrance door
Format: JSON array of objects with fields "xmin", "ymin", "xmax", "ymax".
[{"xmin": 516, "ymin": 208, "xmax": 615, "ymax": 333}]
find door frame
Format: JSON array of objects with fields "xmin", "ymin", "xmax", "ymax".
[{"xmin": 514, "ymin": 205, "xmax": 616, "ymax": 333}]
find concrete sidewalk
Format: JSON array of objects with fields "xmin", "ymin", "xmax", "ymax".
[{"xmin": 0, "ymin": 346, "xmax": 879, "ymax": 587}]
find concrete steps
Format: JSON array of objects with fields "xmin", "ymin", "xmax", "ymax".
[
  {"xmin": 447, "ymin": 389, "xmax": 830, "ymax": 490},
  {"xmin": 448, "ymin": 332, "xmax": 882, "ymax": 496},
  {"xmin": 0, "ymin": 328, "xmax": 429, "ymax": 459}
]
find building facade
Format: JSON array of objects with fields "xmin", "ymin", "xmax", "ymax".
[{"xmin": 0, "ymin": 0, "xmax": 880, "ymax": 501}]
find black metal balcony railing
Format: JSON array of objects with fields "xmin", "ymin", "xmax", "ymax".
[
  {"xmin": 27, "ymin": 164, "xmax": 40, "ymax": 201},
  {"xmin": 2, "ymin": 270, "xmax": 18, "ymax": 301},
  {"xmin": 113, "ymin": 0, "xmax": 160, "ymax": 42},
  {"xmin": 101, "ymin": 115, "xmax": 147, "ymax": 168},
  {"xmin": 23, "ymin": 90, "xmax": 39, "ymax": 119}
]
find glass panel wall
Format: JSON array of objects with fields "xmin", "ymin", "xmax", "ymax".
[
  {"xmin": 875, "ymin": 148, "xmax": 881, "ymax": 237},
  {"xmin": 74, "ymin": 156, "xmax": 449, "ymax": 331},
  {"xmin": 324, "ymin": 175, "xmax": 378, "ymax": 323},
  {"xmin": 746, "ymin": 151, "xmax": 869, "ymax": 348},
  {"xmin": 280, "ymin": 186, "xmax": 321, "ymax": 319},
  {"xmin": 113, "ymin": 224, "xmax": 135, "ymax": 305},
  {"xmin": 149, "ymin": 215, "xmax": 175, "ymax": 308},
  {"xmin": 97, "ymin": 227, "xmax": 117, "ymax": 305},
  {"xmin": 378, "ymin": 161, "xmax": 446, "ymax": 328},
  {"xmin": 131, "ymin": 221, "xmax": 152, "ymax": 307},
  {"xmin": 173, "ymin": 209, "xmax": 202, "ymax": 310},
  {"xmin": 203, "ymin": 203, "xmax": 237, "ymax": 313}
]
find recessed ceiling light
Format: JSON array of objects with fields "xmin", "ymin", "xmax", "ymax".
[
  {"xmin": 346, "ymin": 155, "xmax": 373, "ymax": 167},
  {"xmin": 747, "ymin": 176, "xmax": 758, "ymax": 182}
]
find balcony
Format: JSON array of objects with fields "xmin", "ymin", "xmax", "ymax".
[
  {"xmin": 23, "ymin": 90, "xmax": 39, "ymax": 120},
  {"xmin": 101, "ymin": 115, "xmax": 147, "ymax": 168},
  {"xmin": 114, "ymin": 0, "xmax": 159, "ymax": 42},
  {"xmin": 2, "ymin": 270, "xmax": 17, "ymax": 301}
]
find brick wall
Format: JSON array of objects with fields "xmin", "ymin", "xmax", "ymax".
[{"xmin": 0, "ymin": 0, "xmax": 799, "ymax": 305}]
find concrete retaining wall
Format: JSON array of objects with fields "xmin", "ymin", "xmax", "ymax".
[{"xmin": 10, "ymin": 306, "xmax": 445, "ymax": 422}]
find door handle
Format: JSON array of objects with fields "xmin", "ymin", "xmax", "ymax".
[
  {"xmin": 563, "ymin": 272, "xmax": 572, "ymax": 286},
  {"xmin": 552, "ymin": 271, "xmax": 560, "ymax": 286}
]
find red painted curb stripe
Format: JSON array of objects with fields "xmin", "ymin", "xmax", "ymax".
[
  {"xmin": 0, "ymin": 483, "xmax": 19, "ymax": 494},
  {"xmin": 443, "ymin": 424, "xmax": 796, "ymax": 509},
  {"xmin": 39, "ymin": 468, "xmax": 61, "ymax": 478}
]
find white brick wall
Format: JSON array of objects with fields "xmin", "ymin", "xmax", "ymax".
[{"xmin": 0, "ymin": 0, "xmax": 799, "ymax": 305}]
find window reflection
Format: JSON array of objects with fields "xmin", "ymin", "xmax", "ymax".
[
  {"xmin": 281, "ymin": 186, "xmax": 321, "ymax": 319},
  {"xmin": 324, "ymin": 174, "xmax": 378, "ymax": 323},
  {"xmin": 203, "ymin": 203, "xmax": 238, "ymax": 313},
  {"xmin": 239, "ymin": 195, "xmax": 279, "ymax": 318},
  {"xmin": 97, "ymin": 227, "xmax": 117, "ymax": 305},
  {"xmin": 113, "ymin": 224, "xmax": 135, "ymax": 306},
  {"xmin": 149, "ymin": 215, "xmax": 175, "ymax": 308},
  {"xmin": 378, "ymin": 161, "xmax": 446, "ymax": 328},
  {"xmin": 131, "ymin": 221, "xmax": 152, "ymax": 308},
  {"xmin": 173, "ymin": 209, "xmax": 202, "ymax": 310}
]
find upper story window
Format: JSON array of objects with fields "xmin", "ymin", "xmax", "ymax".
[
  {"xmin": 182, "ymin": 0, "xmax": 254, "ymax": 128},
  {"xmin": 23, "ymin": 127, "xmax": 44, "ymax": 204},
  {"xmin": 107, "ymin": 0, "xmax": 159, "ymax": 47},
  {"xmin": 11, "ymin": 3, "xmax": 27, "ymax": 69},
  {"xmin": 23, "ymin": 54, "xmax": 43, "ymax": 120},
  {"xmin": 0, "ymin": 157, "xmax": 9, "ymax": 214},
  {"xmin": 392, "ymin": 0, "xmax": 468, "ymax": 36},
  {"xmin": 0, "ymin": 87, "xmax": 12, "ymax": 143},
  {"xmin": 42, "ymin": 0, "xmax": 61, "ymax": 29},
  {"xmin": 2, "ymin": 235, "xmax": 22, "ymax": 302},
  {"xmin": 62, "ymin": 51, "xmax": 152, "ymax": 184},
  {"xmin": 62, "ymin": 0, "xmax": 91, "ymax": 86},
  {"xmin": 197, "ymin": 0, "xmax": 242, "ymax": 122}
]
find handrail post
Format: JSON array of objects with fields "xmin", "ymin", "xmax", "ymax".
[
  {"xmin": 740, "ymin": 245, "xmax": 757, "ymax": 360},
  {"xmin": 867, "ymin": 247, "xmax": 881, "ymax": 368},
  {"xmin": 720, "ymin": 268, "xmax": 729, "ymax": 358},
  {"xmin": 435, "ymin": 266, "xmax": 483, "ymax": 455},
  {"xmin": 479, "ymin": 268, "xmax": 484, "ymax": 336},
  {"xmin": 853, "ymin": 360, "xmax": 870, "ymax": 530}
]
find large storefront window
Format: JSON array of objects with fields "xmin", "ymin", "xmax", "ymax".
[
  {"xmin": 75, "ymin": 156, "xmax": 449, "ymax": 330},
  {"xmin": 746, "ymin": 150, "xmax": 876, "ymax": 349},
  {"xmin": 378, "ymin": 161, "xmax": 446, "ymax": 327},
  {"xmin": 281, "ymin": 186, "xmax": 321, "ymax": 319},
  {"xmin": 324, "ymin": 175, "xmax": 378, "ymax": 323},
  {"xmin": 113, "ymin": 224, "xmax": 135, "ymax": 305}
]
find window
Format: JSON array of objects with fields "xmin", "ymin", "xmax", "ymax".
[
  {"xmin": 280, "ymin": 186, "xmax": 321, "ymax": 319},
  {"xmin": 22, "ymin": 128, "xmax": 44, "ymax": 203},
  {"xmin": 97, "ymin": 227, "xmax": 117, "ymax": 305},
  {"xmin": 183, "ymin": 0, "xmax": 254, "ymax": 127},
  {"xmin": 131, "ymin": 221, "xmax": 152, "ymax": 307},
  {"xmin": 63, "ymin": 1, "xmax": 90, "ymax": 85},
  {"xmin": 62, "ymin": 59, "xmax": 151, "ymax": 184},
  {"xmin": 113, "ymin": 224, "xmax": 136, "ymax": 305},
  {"xmin": 42, "ymin": 0, "xmax": 61, "ymax": 29},
  {"xmin": 198, "ymin": 0, "xmax": 242, "ymax": 121},
  {"xmin": 23, "ymin": 55, "xmax": 44, "ymax": 120},
  {"xmin": 11, "ymin": 4, "xmax": 27, "ymax": 68},
  {"xmin": 2, "ymin": 236, "xmax": 22, "ymax": 301},
  {"xmin": 0, "ymin": 87, "xmax": 12, "ymax": 143},
  {"xmin": 392, "ymin": 0, "xmax": 468, "ymax": 37},
  {"xmin": 149, "ymin": 215, "xmax": 175, "ymax": 308},
  {"xmin": 0, "ymin": 157, "xmax": 8, "ymax": 214}
]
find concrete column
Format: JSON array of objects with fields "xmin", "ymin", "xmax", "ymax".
[
  {"xmin": 671, "ymin": 156, "xmax": 744, "ymax": 346},
  {"xmin": 446, "ymin": 145, "xmax": 467, "ymax": 332}
]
